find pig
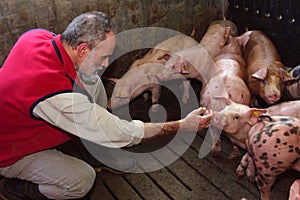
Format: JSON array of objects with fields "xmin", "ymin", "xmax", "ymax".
[
  {"xmin": 199, "ymin": 34, "xmax": 252, "ymax": 154},
  {"xmin": 107, "ymin": 34, "xmax": 199, "ymax": 109},
  {"xmin": 243, "ymin": 30, "xmax": 294, "ymax": 107},
  {"xmin": 108, "ymin": 63, "xmax": 164, "ymax": 111},
  {"xmin": 199, "ymin": 19, "xmax": 238, "ymax": 58},
  {"xmin": 285, "ymin": 64, "xmax": 300, "ymax": 100},
  {"xmin": 212, "ymin": 98, "xmax": 300, "ymax": 158},
  {"xmin": 235, "ymin": 115, "xmax": 300, "ymax": 200},
  {"xmin": 129, "ymin": 34, "xmax": 199, "ymax": 69},
  {"xmin": 289, "ymin": 180, "xmax": 300, "ymax": 200},
  {"xmin": 156, "ymin": 19, "xmax": 238, "ymax": 85},
  {"xmin": 200, "ymin": 34, "xmax": 251, "ymax": 112},
  {"xmin": 267, "ymin": 100, "xmax": 300, "ymax": 119}
]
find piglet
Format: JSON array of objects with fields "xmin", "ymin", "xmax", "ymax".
[{"xmin": 244, "ymin": 30, "xmax": 294, "ymax": 107}]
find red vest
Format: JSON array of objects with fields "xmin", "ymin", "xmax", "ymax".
[{"xmin": 0, "ymin": 29, "xmax": 90, "ymax": 167}]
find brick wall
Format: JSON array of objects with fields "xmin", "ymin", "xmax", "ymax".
[{"xmin": 0, "ymin": 0, "xmax": 224, "ymax": 65}]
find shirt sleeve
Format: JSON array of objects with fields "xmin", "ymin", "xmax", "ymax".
[{"xmin": 32, "ymin": 92, "xmax": 144, "ymax": 148}]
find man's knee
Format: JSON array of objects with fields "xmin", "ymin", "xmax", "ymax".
[
  {"xmin": 70, "ymin": 164, "xmax": 96, "ymax": 197},
  {"xmin": 42, "ymin": 163, "xmax": 96, "ymax": 199}
]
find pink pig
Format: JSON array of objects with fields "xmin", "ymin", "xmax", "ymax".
[
  {"xmin": 107, "ymin": 34, "xmax": 199, "ymax": 109},
  {"xmin": 200, "ymin": 34, "xmax": 251, "ymax": 112},
  {"xmin": 156, "ymin": 19, "xmax": 238, "ymax": 86}
]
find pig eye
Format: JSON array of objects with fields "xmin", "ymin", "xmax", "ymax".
[
  {"xmin": 279, "ymin": 80, "xmax": 284, "ymax": 86},
  {"xmin": 262, "ymin": 80, "xmax": 267, "ymax": 85},
  {"xmin": 233, "ymin": 115, "xmax": 240, "ymax": 120}
]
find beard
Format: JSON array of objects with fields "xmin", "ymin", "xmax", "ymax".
[{"xmin": 78, "ymin": 66, "xmax": 104, "ymax": 84}]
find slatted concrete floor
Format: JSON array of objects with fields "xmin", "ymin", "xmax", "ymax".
[{"xmin": 58, "ymin": 131, "xmax": 299, "ymax": 200}]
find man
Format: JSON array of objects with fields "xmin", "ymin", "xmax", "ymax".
[{"xmin": 0, "ymin": 11, "xmax": 212, "ymax": 199}]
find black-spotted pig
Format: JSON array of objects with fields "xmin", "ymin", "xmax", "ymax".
[
  {"xmin": 244, "ymin": 30, "xmax": 294, "ymax": 107},
  {"xmin": 236, "ymin": 115, "xmax": 300, "ymax": 200}
]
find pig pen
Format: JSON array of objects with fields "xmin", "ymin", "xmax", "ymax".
[{"xmin": 1, "ymin": 0, "xmax": 300, "ymax": 199}]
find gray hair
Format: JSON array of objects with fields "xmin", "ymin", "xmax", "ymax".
[{"xmin": 61, "ymin": 11, "xmax": 116, "ymax": 49}]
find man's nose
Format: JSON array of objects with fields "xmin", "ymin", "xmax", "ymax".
[{"xmin": 101, "ymin": 58, "xmax": 109, "ymax": 67}]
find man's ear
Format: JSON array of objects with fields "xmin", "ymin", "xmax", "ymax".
[{"xmin": 77, "ymin": 43, "xmax": 90, "ymax": 58}]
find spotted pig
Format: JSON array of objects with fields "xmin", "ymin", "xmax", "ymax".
[{"xmin": 236, "ymin": 115, "xmax": 300, "ymax": 200}]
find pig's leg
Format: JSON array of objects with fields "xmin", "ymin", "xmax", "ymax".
[
  {"xmin": 150, "ymin": 85, "xmax": 161, "ymax": 112},
  {"xmin": 227, "ymin": 144, "xmax": 241, "ymax": 159},
  {"xmin": 289, "ymin": 180, "xmax": 300, "ymax": 200},
  {"xmin": 236, "ymin": 153, "xmax": 249, "ymax": 177},
  {"xmin": 209, "ymin": 126, "xmax": 222, "ymax": 155},
  {"xmin": 181, "ymin": 80, "xmax": 190, "ymax": 104},
  {"xmin": 246, "ymin": 156, "xmax": 255, "ymax": 182},
  {"xmin": 255, "ymin": 174, "xmax": 275, "ymax": 200}
]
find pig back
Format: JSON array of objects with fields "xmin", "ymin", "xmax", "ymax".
[
  {"xmin": 129, "ymin": 34, "xmax": 198, "ymax": 69},
  {"xmin": 248, "ymin": 115, "xmax": 300, "ymax": 164},
  {"xmin": 200, "ymin": 20, "xmax": 238, "ymax": 58}
]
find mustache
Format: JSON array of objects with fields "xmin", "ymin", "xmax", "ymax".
[{"xmin": 79, "ymin": 70, "xmax": 101, "ymax": 84}]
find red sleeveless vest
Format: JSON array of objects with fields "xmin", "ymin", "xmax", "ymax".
[{"xmin": 0, "ymin": 29, "xmax": 90, "ymax": 167}]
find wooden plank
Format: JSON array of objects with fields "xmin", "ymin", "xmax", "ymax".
[
  {"xmin": 176, "ymin": 133, "xmax": 261, "ymax": 200},
  {"xmin": 193, "ymin": 132, "xmax": 289, "ymax": 200},
  {"xmin": 123, "ymin": 173, "xmax": 170, "ymax": 200},
  {"xmin": 99, "ymin": 171, "xmax": 142, "ymax": 200},
  {"xmin": 89, "ymin": 174, "xmax": 115, "ymax": 200},
  {"xmin": 144, "ymin": 142, "xmax": 230, "ymax": 200}
]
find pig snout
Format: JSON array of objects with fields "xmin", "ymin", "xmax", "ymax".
[
  {"xmin": 212, "ymin": 112, "xmax": 224, "ymax": 128},
  {"xmin": 265, "ymin": 88, "xmax": 281, "ymax": 104},
  {"xmin": 266, "ymin": 93, "xmax": 280, "ymax": 104}
]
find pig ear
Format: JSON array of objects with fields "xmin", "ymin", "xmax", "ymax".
[
  {"xmin": 224, "ymin": 27, "xmax": 231, "ymax": 40},
  {"xmin": 237, "ymin": 31, "xmax": 252, "ymax": 48},
  {"xmin": 103, "ymin": 77, "xmax": 119, "ymax": 85},
  {"xmin": 113, "ymin": 86, "xmax": 131, "ymax": 98},
  {"xmin": 213, "ymin": 96, "xmax": 232, "ymax": 106},
  {"xmin": 280, "ymin": 68, "xmax": 295, "ymax": 83},
  {"xmin": 251, "ymin": 66, "xmax": 268, "ymax": 80},
  {"xmin": 246, "ymin": 108, "xmax": 267, "ymax": 125},
  {"xmin": 158, "ymin": 53, "xmax": 171, "ymax": 61}
]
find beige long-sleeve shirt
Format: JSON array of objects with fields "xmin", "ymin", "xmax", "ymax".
[{"xmin": 32, "ymin": 75, "xmax": 144, "ymax": 148}]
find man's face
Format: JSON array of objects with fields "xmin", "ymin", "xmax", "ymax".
[{"xmin": 78, "ymin": 31, "xmax": 116, "ymax": 82}]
